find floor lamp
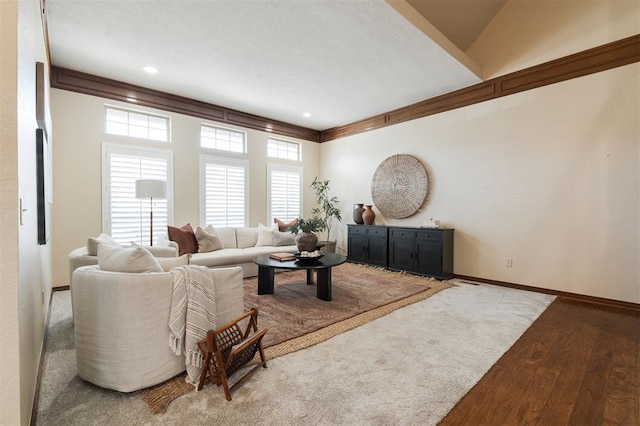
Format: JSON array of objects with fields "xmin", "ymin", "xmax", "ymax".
[{"xmin": 135, "ymin": 179, "xmax": 167, "ymax": 246}]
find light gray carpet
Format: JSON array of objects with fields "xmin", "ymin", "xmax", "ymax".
[{"xmin": 36, "ymin": 280, "xmax": 554, "ymax": 425}]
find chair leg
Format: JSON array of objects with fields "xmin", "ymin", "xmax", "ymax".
[
  {"xmin": 219, "ymin": 373, "xmax": 233, "ymax": 401},
  {"xmin": 258, "ymin": 343, "xmax": 268, "ymax": 369},
  {"xmin": 197, "ymin": 347, "xmax": 211, "ymax": 391}
]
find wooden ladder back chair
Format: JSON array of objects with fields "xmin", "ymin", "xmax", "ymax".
[{"xmin": 197, "ymin": 308, "xmax": 268, "ymax": 401}]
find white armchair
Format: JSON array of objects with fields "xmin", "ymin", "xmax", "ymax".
[{"xmin": 71, "ymin": 265, "xmax": 244, "ymax": 392}]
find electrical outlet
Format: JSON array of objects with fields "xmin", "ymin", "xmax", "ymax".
[{"xmin": 506, "ymin": 258, "xmax": 513, "ymax": 268}]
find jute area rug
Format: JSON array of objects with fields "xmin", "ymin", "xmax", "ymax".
[{"xmin": 141, "ymin": 262, "xmax": 453, "ymax": 413}]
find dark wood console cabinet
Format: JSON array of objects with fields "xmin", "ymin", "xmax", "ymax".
[
  {"xmin": 388, "ymin": 227, "xmax": 454, "ymax": 280},
  {"xmin": 347, "ymin": 224, "xmax": 454, "ymax": 280},
  {"xmin": 347, "ymin": 225, "xmax": 388, "ymax": 267}
]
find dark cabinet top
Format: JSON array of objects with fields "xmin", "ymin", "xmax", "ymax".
[{"xmin": 348, "ymin": 224, "xmax": 454, "ymax": 231}]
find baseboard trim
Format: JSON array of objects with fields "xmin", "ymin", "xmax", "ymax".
[
  {"xmin": 454, "ymin": 274, "xmax": 640, "ymax": 312},
  {"xmin": 30, "ymin": 290, "xmax": 55, "ymax": 426},
  {"xmin": 53, "ymin": 285, "xmax": 70, "ymax": 292}
]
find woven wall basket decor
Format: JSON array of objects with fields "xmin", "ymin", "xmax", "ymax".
[{"xmin": 371, "ymin": 154, "xmax": 428, "ymax": 219}]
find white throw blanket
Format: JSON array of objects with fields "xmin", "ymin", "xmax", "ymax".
[{"xmin": 168, "ymin": 265, "xmax": 217, "ymax": 384}]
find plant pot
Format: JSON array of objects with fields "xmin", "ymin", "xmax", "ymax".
[
  {"xmin": 296, "ymin": 232, "xmax": 318, "ymax": 252},
  {"xmin": 319, "ymin": 240, "xmax": 336, "ymax": 253}
]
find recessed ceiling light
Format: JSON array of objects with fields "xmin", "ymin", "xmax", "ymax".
[
  {"xmin": 302, "ymin": 112, "xmax": 312, "ymax": 118},
  {"xmin": 143, "ymin": 66, "xmax": 158, "ymax": 74}
]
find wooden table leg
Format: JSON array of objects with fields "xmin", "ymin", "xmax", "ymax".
[
  {"xmin": 316, "ymin": 268, "xmax": 331, "ymax": 301},
  {"xmin": 257, "ymin": 266, "xmax": 275, "ymax": 295},
  {"xmin": 306, "ymin": 269, "xmax": 315, "ymax": 285}
]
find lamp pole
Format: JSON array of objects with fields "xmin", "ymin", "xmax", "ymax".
[{"xmin": 149, "ymin": 196, "xmax": 154, "ymax": 246}]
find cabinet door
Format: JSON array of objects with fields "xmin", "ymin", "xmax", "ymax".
[
  {"xmin": 389, "ymin": 238, "xmax": 414, "ymax": 270},
  {"xmin": 347, "ymin": 234, "xmax": 367, "ymax": 263},
  {"xmin": 367, "ymin": 236, "xmax": 388, "ymax": 267},
  {"xmin": 415, "ymin": 239, "xmax": 442, "ymax": 277}
]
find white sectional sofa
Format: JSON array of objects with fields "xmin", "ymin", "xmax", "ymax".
[
  {"xmin": 187, "ymin": 225, "xmax": 298, "ymax": 277},
  {"xmin": 68, "ymin": 225, "xmax": 298, "ymax": 282}
]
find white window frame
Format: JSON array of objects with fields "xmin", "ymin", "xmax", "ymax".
[
  {"xmin": 267, "ymin": 137, "xmax": 301, "ymax": 161},
  {"xmin": 267, "ymin": 163, "xmax": 302, "ymax": 224},
  {"xmin": 105, "ymin": 105, "xmax": 170, "ymax": 142},
  {"xmin": 199, "ymin": 155, "xmax": 249, "ymax": 227},
  {"xmin": 200, "ymin": 124, "xmax": 247, "ymax": 153},
  {"xmin": 102, "ymin": 143, "xmax": 174, "ymax": 245}
]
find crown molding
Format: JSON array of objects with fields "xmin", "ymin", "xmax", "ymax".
[
  {"xmin": 50, "ymin": 35, "xmax": 639, "ymax": 144},
  {"xmin": 50, "ymin": 66, "xmax": 321, "ymax": 142},
  {"xmin": 321, "ymin": 34, "xmax": 640, "ymax": 141}
]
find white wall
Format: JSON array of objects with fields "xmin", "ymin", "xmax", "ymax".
[
  {"xmin": 1, "ymin": 0, "xmax": 51, "ymax": 424},
  {"xmin": 50, "ymin": 90, "xmax": 319, "ymax": 286},
  {"xmin": 0, "ymin": 1, "xmax": 21, "ymax": 424},
  {"xmin": 320, "ymin": 64, "xmax": 639, "ymax": 303},
  {"xmin": 319, "ymin": 0, "xmax": 640, "ymax": 303}
]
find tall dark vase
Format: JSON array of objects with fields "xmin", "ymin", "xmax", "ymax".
[
  {"xmin": 362, "ymin": 205, "xmax": 375, "ymax": 225},
  {"xmin": 353, "ymin": 203, "xmax": 365, "ymax": 224}
]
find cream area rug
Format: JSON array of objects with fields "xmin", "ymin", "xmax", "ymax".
[{"xmin": 35, "ymin": 279, "xmax": 554, "ymax": 425}]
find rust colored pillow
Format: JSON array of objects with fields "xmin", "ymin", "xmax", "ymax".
[
  {"xmin": 274, "ymin": 218, "xmax": 298, "ymax": 232},
  {"xmin": 167, "ymin": 223, "xmax": 198, "ymax": 256}
]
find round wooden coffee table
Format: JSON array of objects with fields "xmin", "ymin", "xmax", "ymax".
[{"xmin": 253, "ymin": 253, "xmax": 347, "ymax": 301}]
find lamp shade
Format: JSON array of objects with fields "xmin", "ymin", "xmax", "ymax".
[{"xmin": 135, "ymin": 179, "xmax": 167, "ymax": 199}]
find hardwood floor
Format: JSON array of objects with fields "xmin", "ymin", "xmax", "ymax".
[{"xmin": 439, "ymin": 297, "xmax": 640, "ymax": 425}]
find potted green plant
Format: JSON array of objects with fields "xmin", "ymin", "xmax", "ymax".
[
  {"xmin": 288, "ymin": 216, "xmax": 324, "ymax": 252},
  {"xmin": 310, "ymin": 177, "xmax": 342, "ymax": 253}
]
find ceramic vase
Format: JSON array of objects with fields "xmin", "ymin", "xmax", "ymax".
[
  {"xmin": 296, "ymin": 232, "xmax": 318, "ymax": 252},
  {"xmin": 362, "ymin": 205, "xmax": 375, "ymax": 225},
  {"xmin": 353, "ymin": 203, "xmax": 365, "ymax": 224}
]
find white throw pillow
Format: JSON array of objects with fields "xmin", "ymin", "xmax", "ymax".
[
  {"xmin": 211, "ymin": 226, "xmax": 237, "ymax": 248},
  {"xmin": 196, "ymin": 226, "xmax": 224, "ymax": 253},
  {"xmin": 87, "ymin": 233, "xmax": 119, "ymax": 256},
  {"xmin": 273, "ymin": 230, "xmax": 296, "ymax": 246},
  {"xmin": 157, "ymin": 254, "xmax": 191, "ymax": 271},
  {"xmin": 236, "ymin": 227, "xmax": 258, "ymax": 249},
  {"xmin": 97, "ymin": 244, "xmax": 163, "ymax": 273},
  {"xmin": 256, "ymin": 223, "xmax": 277, "ymax": 246}
]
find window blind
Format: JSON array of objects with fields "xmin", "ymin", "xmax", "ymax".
[
  {"xmin": 104, "ymin": 145, "xmax": 171, "ymax": 245},
  {"xmin": 268, "ymin": 164, "xmax": 301, "ymax": 223},
  {"xmin": 202, "ymin": 157, "xmax": 247, "ymax": 227}
]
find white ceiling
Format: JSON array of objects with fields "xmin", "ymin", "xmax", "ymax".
[{"xmin": 47, "ymin": 0, "xmax": 503, "ymax": 131}]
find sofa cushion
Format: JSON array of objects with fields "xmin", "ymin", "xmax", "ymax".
[
  {"xmin": 87, "ymin": 233, "xmax": 120, "ymax": 256},
  {"xmin": 274, "ymin": 218, "xmax": 298, "ymax": 232},
  {"xmin": 190, "ymin": 245, "xmax": 297, "ymax": 268},
  {"xmin": 273, "ymin": 230, "xmax": 296, "ymax": 246},
  {"xmin": 97, "ymin": 245, "xmax": 163, "ymax": 273},
  {"xmin": 168, "ymin": 223, "xmax": 198, "ymax": 256},
  {"xmin": 236, "ymin": 227, "xmax": 258, "ymax": 249},
  {"xmin": 130, "ymin": 241, "xmax": 179, "ymax": 258},
  {"xmin": 157, "ymin": 254, "xmax": 191, "ymax": 272},
  {"xmin": 213, "ymin": 226, "xmax": 237, "ymax": 249},
  {"xmin": 195, "ymin": 226, "xmax": 224, "ymax": 253},
  {"xmin": 256, "ymin": 223, "xmax": 278, "ymax": 246}
]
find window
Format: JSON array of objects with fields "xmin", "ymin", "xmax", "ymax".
[
  {"xmin": 268, "ymin": 164, "xmax": 302, "ymax": 223},
  {"xmin": 102, "ymin": 144, "xmax": 173, "ymax": 245},
  {"xmin": 105, "ymin": 106, "xmax": 169, "ymax": 142},
  {"xmin": 200, "ymin": 156, "xmax": 248, "ymax": 227},
  {"xmin": 267, "ymin": 138, "xmax": 301, "ymax": 161},
  {"xmin": 201, "ymin": 125, "xmax": 246, "ymax": 153}
]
